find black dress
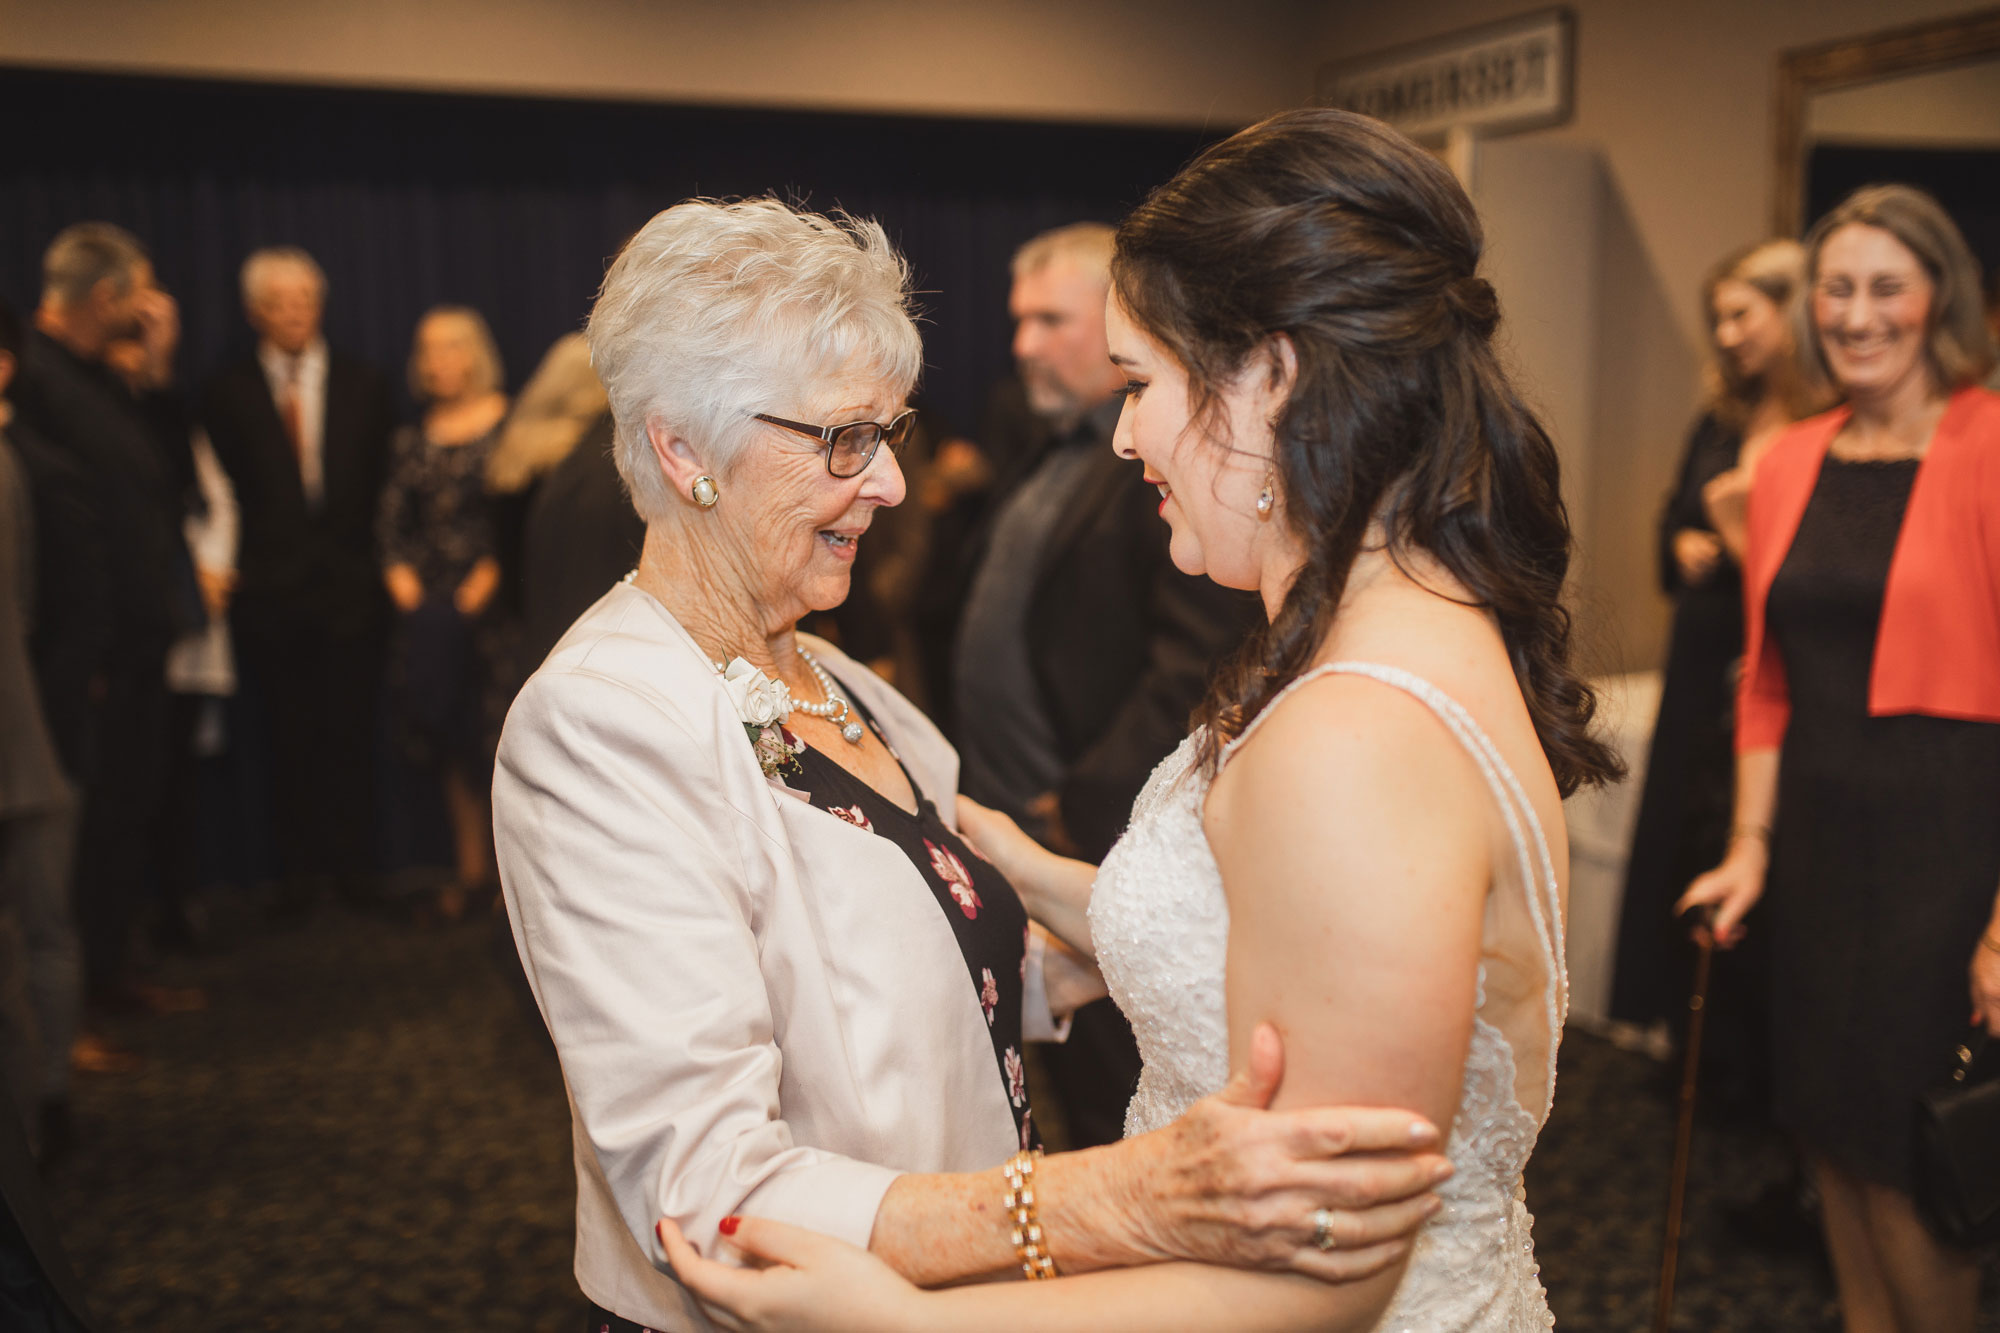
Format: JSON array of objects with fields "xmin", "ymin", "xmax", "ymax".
[
  {"xmin": 1612, "ymin": 414, "xmax": 1745, "ymax": 1028},
  {"xmin": 586, "ymin": 685, "xmax": 1039, "ymax": 1333},
  {"xmin": 1764, "ymin": 457, "xmax": 2000, "ymax": 1192},
  {"xmin": 377, "ymin": 424, "xmax": 516, "ymax": 771}
]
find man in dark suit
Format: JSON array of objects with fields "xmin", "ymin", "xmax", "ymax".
[
  {"xmin": 12, "ymin": 225, "xmax": 192, "ymax": 1038},
  {"xmin": 200, "ymin": 249, "xmax": 395, "ymax": 909},
  {"xmin": 955, "ymin": 224, "xmax": 1261, "ymax": 1146}
]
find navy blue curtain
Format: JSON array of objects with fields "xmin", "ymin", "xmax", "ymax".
[{"xmin": 0, "ymin": 67, "xmax": 1219, "ymax": 432}]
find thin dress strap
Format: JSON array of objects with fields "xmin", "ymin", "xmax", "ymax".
[{"xmin": 1220, "ymin": 661, "xmax": 1567, "ymax": 1124}]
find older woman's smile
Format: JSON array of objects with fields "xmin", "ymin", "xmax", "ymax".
[{"xmin": 817, "ymin": 526, "xmax": 865, "ymax": 560}]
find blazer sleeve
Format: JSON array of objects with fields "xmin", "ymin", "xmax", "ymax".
[
  {"xmin": 1735, "ymin": 446, "xmax": 1793, "ymax": 753},
  {"xmin": 493, "ymin": 666, "xmax": 900, "ymax": 1265}
]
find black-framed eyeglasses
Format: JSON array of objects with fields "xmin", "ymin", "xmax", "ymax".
[{"xmin": 753, "ymin": 409, "xmax": 917, "ymax": 479}]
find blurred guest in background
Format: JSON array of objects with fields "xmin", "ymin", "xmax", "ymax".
[
  {"xmin": 378, "ymin": 306, "xmax": 511, "ymax": 921},
  {"xmin": 0, "ymin": 301, "xmax": 82, "ymax": 1157},
  {"xmin": 485, "ymin": 331, "xmax": 639, "ymax": 677},
  {"xmin": 1682, "ymin": 185, "xmax": 2000, "ymax": 1333},
  {"xmin": 953, "ymin": 222, "xmax": 1261, "ymax": 1147},
  {"xmin": 13, "ymin": 225, "xmax": 193, "ymax": 1035},
  {"xmin": 1611, "ymin": 239, "xmax": 1822, "ymax": 1104},
  {"xmin": 200, "ymin": 248, "xmax": 395, "ymax": 915}
]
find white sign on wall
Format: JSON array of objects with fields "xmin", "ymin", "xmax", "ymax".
[{"xmin": 1315, "ymin": 8, "xmax": 1574, "ymax": 141}]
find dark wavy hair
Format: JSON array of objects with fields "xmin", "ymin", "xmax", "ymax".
[{"xmin": 1113, "ymin": 107, "xmax": 1620, "ymax": 796}]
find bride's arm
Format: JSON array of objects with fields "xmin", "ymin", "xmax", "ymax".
[
  {"xmin": 957, "ymin": 796, "xmax": 1100, "ymax": 956},
  {"xmin": 665, "ymin": 681, "xmax": 1489, "ymax": 1332}
]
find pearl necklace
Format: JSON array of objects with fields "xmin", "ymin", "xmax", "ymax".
[
  {"xmin": 711, "ymin": 647, "xmax": 866, "ymax": 746},
  {"xmin": 792, "ymin": 647, "xmax": 867, "ymax": 745}
]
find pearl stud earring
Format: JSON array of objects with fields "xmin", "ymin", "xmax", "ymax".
[{"xmin": 691, "ymin": 475, "xmax": 720, "ymax": 508}]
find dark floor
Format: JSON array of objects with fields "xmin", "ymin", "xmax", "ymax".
[{"xmin": 41, "ymin": 904, "xmax": 2000, "ymax": 1331}]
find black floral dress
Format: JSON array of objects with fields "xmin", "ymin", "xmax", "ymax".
[
  {"xmin": 788, "ymin": 686, "xmax": 1040, "ymax": 1152},
  {"xmin": 377, "ymin": 423, "xmax": 516, "ymax": 770}
]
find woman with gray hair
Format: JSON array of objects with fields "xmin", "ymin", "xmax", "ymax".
[{"xmin": 493, "ymin": 198, "xmax": 1447, "ymax": 1332}]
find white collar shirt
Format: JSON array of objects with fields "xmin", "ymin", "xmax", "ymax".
[{"xmin": 257, "ymin": 337, "xmax": 330, "ymax": 507}]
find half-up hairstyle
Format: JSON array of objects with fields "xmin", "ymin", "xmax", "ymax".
[{"xmin": 1114, "ymin": 107, "xmax": 1620, "ymax": 795}]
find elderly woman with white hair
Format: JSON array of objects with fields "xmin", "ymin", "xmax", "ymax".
[{"xmin": 493, "ymin": 199, "xmax": 1448, "ymax": 1333}]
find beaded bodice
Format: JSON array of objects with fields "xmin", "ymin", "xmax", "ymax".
[{"xmin": 1090, "ymin": 663, "xmax": 1563, "ymax": 1330}]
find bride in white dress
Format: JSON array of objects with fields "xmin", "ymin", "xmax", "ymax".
[{"xmin": 658, "ymin": 106, "xmax": 1621, "ymax": 1331}]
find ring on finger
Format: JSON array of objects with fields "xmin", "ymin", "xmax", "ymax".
[{"xmin": 1311, "ymin": 1207, "xmax": 1339, "ymax": 1252}]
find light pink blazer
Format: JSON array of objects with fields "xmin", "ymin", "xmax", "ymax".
[{"xmin": 495, "ymin": 583, "xmax": 1064, "ymax": 1330}]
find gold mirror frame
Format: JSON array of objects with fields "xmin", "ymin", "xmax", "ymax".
[{"xmin": 1773, "ymin": 6, "xmax": 2000, "ymax": 236}]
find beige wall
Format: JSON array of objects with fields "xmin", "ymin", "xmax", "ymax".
[
  {"xmin": 1810, "ymin": 58, "xmax": 2000, "ymax": 146},
  {"xmin": 1310, "ymin": 0, "xmax": 1982, "ymax": 672},
  {"xmin": 0, "ymin": 0, "xmax": 1317, "ymax": 126}
]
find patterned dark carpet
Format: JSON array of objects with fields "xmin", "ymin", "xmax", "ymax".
[{"xmin": 40, "ymin": 904, "xmax": 2000, "ymax": 1331}]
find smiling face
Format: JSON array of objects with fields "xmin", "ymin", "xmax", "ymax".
[
  {"xmin": 1710, "ymin": 277, "xmax": 1790, "ymax": 384},
  {"xmin": 711, "ymin": 361, "xmax": 909, "ymax": 631},
  {"xmin": 1812, "ymin": 222, "xmax": 1937, "ymax": 404},
  {"xmin": 1104, "ymin": 294, "xmax": 1287, "ymax": 592}
]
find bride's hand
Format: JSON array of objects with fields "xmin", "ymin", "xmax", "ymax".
[
  {"xmin": 1111, "ymin": 1023, "xmax": 1452, "ymax": 1283},
  {"xmin": 957, "ymin": 797, "xmax": 1059, "ymax": 900},
  {"xmin": 656, "ymin": 1216, "xmax": 925, "ymax": 1333}
]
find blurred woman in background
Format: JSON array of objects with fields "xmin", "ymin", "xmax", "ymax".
[
  {"xmin": 378, "ymin": 305, "xmax": 511, "ymax": 921},
  {"xmin": 1611, "ymin": 240, "xmax": 1821, "ymax": 1101},
  {"xmin": 1682, "ymin": 185, "xmax": 2000, "ymax": 1333}
]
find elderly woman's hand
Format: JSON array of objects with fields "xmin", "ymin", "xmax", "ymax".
[
  {"xmin": 658, "ymin": 1217, "xmax": 924, "ymax": 1333},
  {"xmin": 1676, "ymin": 838, "xmax": 1768, "ymax": 949},
  {"xmin": 1083, "ymin": 1023, "xmax": 1449, "ymax": 1283}
]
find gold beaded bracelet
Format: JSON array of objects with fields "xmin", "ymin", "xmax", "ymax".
[{"xmin": 1003, "ymin": 1149, "xmax": 1058, "ymax": 1280}]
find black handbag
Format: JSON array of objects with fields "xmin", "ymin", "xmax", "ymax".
[{"xmin": 1915, "ymin": 1029, "xmax": 2000, "ymax": 1246}]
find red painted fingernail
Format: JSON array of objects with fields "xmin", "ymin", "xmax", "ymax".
[{"xmin": 718, "ymin": 1215, "xmax": 741, "ymax": 1236}]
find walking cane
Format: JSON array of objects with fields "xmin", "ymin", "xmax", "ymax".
[{"xmin": 1651, "ymin": 924, "xmax": 1715, "ymax": 1333}]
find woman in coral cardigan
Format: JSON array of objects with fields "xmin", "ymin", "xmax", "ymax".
[{"xmin": 1680, "ymin": 186, "xmax": 2000, "ymax": 1333}]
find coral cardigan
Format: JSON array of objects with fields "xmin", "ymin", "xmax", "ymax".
[{"xmin": 1737, "ymin": 385, "xmax": 2000, "ymax": 753}]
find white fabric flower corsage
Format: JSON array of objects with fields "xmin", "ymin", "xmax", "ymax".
[{"xmin": 719, "ymin": 657, "xmax": 802, "ymax": 780}]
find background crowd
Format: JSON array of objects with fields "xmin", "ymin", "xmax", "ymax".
[{"xmin": 1, "ymin": 153, "xmax": 1999, "ymax": 1333}]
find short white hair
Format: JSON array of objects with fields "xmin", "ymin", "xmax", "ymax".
[
  {"xmin": 240, "ymin": 246, "xmax": 327, "ymax": 307},
  {"xmin": 585, "ymin": 198, "xmax": 922, "ymax": 523}
]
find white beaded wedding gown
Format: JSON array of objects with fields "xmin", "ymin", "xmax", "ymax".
[{"xmin": 1090, "ymin": 662, "xmax": 1565, "ymax": 1331}]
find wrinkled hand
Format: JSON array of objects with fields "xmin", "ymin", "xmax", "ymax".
[
  {"xmin": 1675, "ymin": 846, "xmax": 1766, "ymax": 948},
  {"xmin": 384, "ymin": 563, "xmax": 424, "ymax": 614},
  {"xmin": 1124, "ymin": 1023, "xmax": 1449, "ymax": 1284},
  {"xmin": 1971, "ymin": 931, "xmax": 2000, "ymax": 1039},
  {"xmin": 1671, "ymin": 528, "xmax": 1724, "ymax": 586},
  {"xmin": 656, "ymin": 1216, "xmax": 922, "ymax": 1333}
]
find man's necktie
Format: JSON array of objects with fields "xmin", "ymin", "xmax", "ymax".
[{"xmin": 279, "ymin": 357, "xmax": 305, "ymax": 471}]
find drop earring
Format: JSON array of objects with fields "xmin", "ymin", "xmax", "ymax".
[
  {"xmin": 691, "ymin": 475, "xmax": 720, "ymax": 508},
  {"xmin": 1255, "ymin": 477, "xmax": 1275, "ymax": 519}
]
